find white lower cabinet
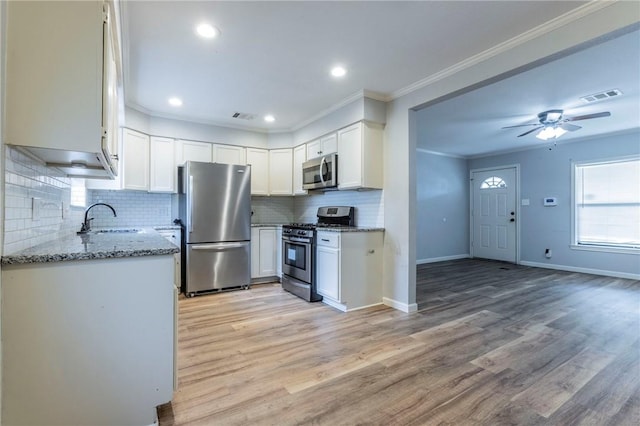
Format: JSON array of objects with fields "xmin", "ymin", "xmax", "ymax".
[
  {"xmin": 1, "ymin": 255, "xmax": 175, "ymax": 426},
  {"xmin": 251, "ymin": 226, "xmax": 279, "ymax": 280},
  {"xmin": 316, "ymin": 230, "xmax": 384, "ymax": 312}
]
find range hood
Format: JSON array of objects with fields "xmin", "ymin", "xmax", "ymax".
[{"xmin": 14, "ymin": 146, "xmax": 116, "ymax": 179}]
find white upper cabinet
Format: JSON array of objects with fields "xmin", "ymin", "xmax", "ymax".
[
  {"xmin": 5, "ymin": 0, "xmax": 121, "ymax": 179},
  {"xmin": 306, "ymin": 133, "xmax": 337, "ymax": 160},
  {"xmin": 269, "ymin": 149, "xmax": 293, "ymax": 196},
  {"xmin": 246, "ymin": 148, "xmax": 269, "ymax": 195},
  {"xmin": 175, "ymin": 140, "xmax": 212, "ymax": 165},
  {"xmin": 123, "ymin": 129, "xmax": 150, "ymax": 191},
  {"xmin": 293, "ymin": 144, "xmax": 307, "ymax": 195},
  {"xmin": 337, "ymin": 122, "xmax": 383, "ymax": 190},
  {"xmin": 149, "ymin": 136, "xmax": 176, "ymax": 193},
  {"xmin": 213, "ymin": 144, "xmax": 246, "ymax": 165}
]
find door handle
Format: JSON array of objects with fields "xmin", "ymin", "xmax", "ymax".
[
  {"xmin": 192, "ymin": 242, "xmax": 248, "ymax": 251},
  {"xmin": 510, "ymin": 218, "xmax": 515, "ymax": 222},
  {"xmin": 319, "ymin": 157, "xmax": 327, "ymax": 185}
]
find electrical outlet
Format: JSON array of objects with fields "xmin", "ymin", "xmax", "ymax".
[{"xmin": 545, "ymin": 248, "xmax": 552, "ymax": 259}]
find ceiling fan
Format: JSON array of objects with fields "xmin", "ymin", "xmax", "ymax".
[{"xmin": 502, "ymin": 109, "xmax": 611, "ymax": 140}]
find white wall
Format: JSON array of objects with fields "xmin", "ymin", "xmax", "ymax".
[
  {"xmin": 416, "ymin": 150, "xmax": 469, "ymax": 263},
  {"xmin": 468, "ymin": 131, "xmax": 640, "ymax": 278},
  {"xmin": 383, "ymin": 2, "xmax": 640, "ymax": 312}
]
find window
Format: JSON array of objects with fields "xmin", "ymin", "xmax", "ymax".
[
  {"xmin": 480, "ymin": 176, "xmax": 506, "ymax": 189},
  {"xmin": 70, "ymin": 178, "xmax": 87, "ymax": 208},
  {"xmin": 573, "ymin": 157, "xmax": 640, "ymax": 250}
]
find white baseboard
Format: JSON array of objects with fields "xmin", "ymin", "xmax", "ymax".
[
  {"xmin": 520, "ymin": 261, "xmax": 640, "ymax": 280},
  {"xmin": 383, "ymin": 297, "xmax": 418, "ymax": 313},
  {"xmin": 417, "ymin": 254, "xmax": 470, "ymax": 265}
]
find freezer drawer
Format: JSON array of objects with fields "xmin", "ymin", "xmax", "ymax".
[{"xmin": 185, "ymin": 241, "xmax": 250, "ymax": 294}]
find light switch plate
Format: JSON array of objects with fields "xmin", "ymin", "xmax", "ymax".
[{"xmin": 521, "ymin": 199, "xmax": 530, "ymax": 206}]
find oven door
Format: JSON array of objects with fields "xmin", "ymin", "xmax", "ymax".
[{"xmin": 282, "ymin": 236, "xmax": 312, "ymax": 283}]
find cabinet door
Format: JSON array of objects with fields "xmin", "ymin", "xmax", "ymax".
[
  {"xmin": 293, "ymin": 144, "xmax": 307, "ymax": 195},
  {"xmin": 150, "ymin": 136, "xmax": 176, "ymax": 192},
  {"xmin": 269, "ymin": 149, "xmax": 293, "ymax": 195},
  {"xmin": 176, "ymin": 140, "xmax": 212, "ymax": 165},
  {"xmin": 276, "ymin": 227, "xmax": 283, "ymax": 278},
  {"xmin": 123, "ymin": 129, "xmax": 150, "ymax": 191},
  {"xmin": 213, "ymin": 144, "xmax": 246, "ymax": 165},
  {"xmin": 87, "ymin": 128, "xmax": 124, "ymax": 190},
  {"xmin": 337, "ymin": 123, "xmax": 363, "ymax": 189},
  {"xmin": 320, "ymin": 133, "xmax": 338, "ymax": 155},
  {"xmin": 246, "ymin": 148, "xmax": 269, "ymax": 195},
  {"xmin": 258, "ymin": 228, "xmax": 277, "ymax": 277},
  {"xmin": 251, "ymin": 228, "xmax": 260, "ymax": 278},
  {"xmin": 306, "ymin": 139, "xmax": 321, "ymax": 160},
  {"xmin": 317, "ymin": 245, "xmax": 340, "ymax": 301}
]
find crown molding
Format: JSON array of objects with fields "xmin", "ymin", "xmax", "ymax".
[
  {"xmin": 390, "ymin": 1, "xmax": 616, "ymax": 101},
  {"xmin": 290, "ymin": 90, "xmax": 367, "ymax": 132}
]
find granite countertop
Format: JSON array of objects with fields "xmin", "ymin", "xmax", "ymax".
[
  {"xmin": 1, "ymin": 227, "xmax": 180, "ymax": 265},
  {"xmin": 316, "ymin": 226, "xmax": 385, "ymax": 233},
  {"xmin": 153, "ymin": 225, "xmax": 182, "ymax": 231},
  {"xmin": 251, "ymin": 223, "xmax": 285, "ymax": 227}
]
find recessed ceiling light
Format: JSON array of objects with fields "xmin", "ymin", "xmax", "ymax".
[
  {"xmin": 264, "ymin": 115, "xmax": 275, "ymax": 123},
  {"xmin": 196, "ymin": 23, "xmax": 219, "ymax": 39},
  {"xmin": 168, "ymin": 97, "xmax": 183, "ymax": 107},
  {"xmin": 331, "ymin": 66, "xmax": 347, "ymax": 78}
]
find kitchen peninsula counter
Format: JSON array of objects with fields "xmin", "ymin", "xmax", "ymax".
[{"xmin": 1, "ymin": 228, "xmax": 179, "ymax": 265}]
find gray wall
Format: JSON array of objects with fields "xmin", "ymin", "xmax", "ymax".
[
  {"xmin": 468, "ymin": 130, "xmax": 640, "ymax": 277},
  {"xmin": 416, "ymin": 150, "xmax": 469, "ymax": 262}
]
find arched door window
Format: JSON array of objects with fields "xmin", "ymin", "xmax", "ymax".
[{"xmin": 480, "ymin": 176, "xmax": 507, "ymax": 189}]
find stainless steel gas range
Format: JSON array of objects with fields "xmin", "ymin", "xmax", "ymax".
[{"xmin": 281, "ymin": 206, "xmax": 355, "ymax": 302}]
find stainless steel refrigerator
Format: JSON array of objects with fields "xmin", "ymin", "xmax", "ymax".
[{"xmin": 178, "ymin": 161, "xmax": 251, "ymax": 296}]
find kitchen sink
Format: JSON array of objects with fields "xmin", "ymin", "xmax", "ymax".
[{"xmin": 92, "ymin": 228, "xmax": 144, "ymax": 235}]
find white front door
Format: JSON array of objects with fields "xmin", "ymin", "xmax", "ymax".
[{"xmin": 471, "ymin": 167, "xmax": 517, "ymax": 263}]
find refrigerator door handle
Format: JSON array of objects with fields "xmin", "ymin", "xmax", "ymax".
[
  {"xmin": 191, "ymin": 242, "xmax": 249, "ymax": 251},
  {"xmin": 188, "ymin": 175, "xmax": 194, "ymax": 233}
]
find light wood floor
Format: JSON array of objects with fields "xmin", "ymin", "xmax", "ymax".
[{"xmin": 159, "ymin": 259, "xmax": 640, "ymax": 425}]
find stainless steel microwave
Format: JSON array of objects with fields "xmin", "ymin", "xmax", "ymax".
[{"xmin": 302, "ymin": 153, "xmax": 337, "ymax": 190}]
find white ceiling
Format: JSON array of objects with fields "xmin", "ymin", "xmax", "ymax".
[
  {"xmin": 415, "ymin": 28, "xmax": 640, "ymax": 157},
  {"xmin": 122, "ymin": 1, "xmax": 589, "ymax": 132}
]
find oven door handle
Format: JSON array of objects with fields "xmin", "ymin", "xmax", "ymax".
[{"xmin": 284, "ymin": 236, "xmax": 312, "ymax": 244}]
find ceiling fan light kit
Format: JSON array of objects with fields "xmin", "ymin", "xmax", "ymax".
[{"xmin": 502, "ymin": 108, "xmax": 611, "ymax": 141}]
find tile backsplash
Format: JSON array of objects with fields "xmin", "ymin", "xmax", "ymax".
[
  {"xmin": 294, "ymin": 190, "xmax": 384, "ymax": 227},
  {"xmin": 251, "ymin": 196, "xmax": 295, "ymax": 224},
  {"xmin": 89, "ymin": 190, "xmax": 174, "ymax": 228},
  {"xmin": 3, "ymin": 146, "xmax": 83, "ymax": 254}
]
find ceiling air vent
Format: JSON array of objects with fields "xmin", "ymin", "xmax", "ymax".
[
  {"xmin": 231, "ymin": 112, "xmax": 256, "ymax": 120},
  {"xmin": 580, "ymin": 89, "xmax": 622, "ymax": 103}
]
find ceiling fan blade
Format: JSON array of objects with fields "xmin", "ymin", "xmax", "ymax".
[
  {"xmin": 502, "ymin": 123, "xmax": 540, "ymax": 129},
  {"xmin": 517, "ymin": 126, "xmax": 542, "ymax": 137},
  {"xmin": 567, "ymin": 111, "xmax": 611, "ymax": 121},
  {"xmin": 560, "ymin": 123, "xmax": 581, "ymax": 132}
]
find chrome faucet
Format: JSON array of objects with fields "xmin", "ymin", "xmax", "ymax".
[{"xmin": 78, "ymin": 203, "xmax": 117, "ymax": 234}]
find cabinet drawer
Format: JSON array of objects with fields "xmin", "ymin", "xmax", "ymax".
[{"xmin": 316, "ymin": 232, "xmax": 340, "ymax": 248}]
